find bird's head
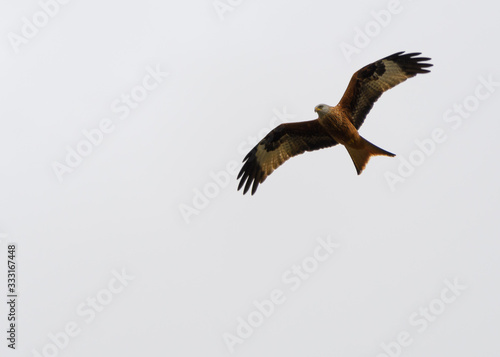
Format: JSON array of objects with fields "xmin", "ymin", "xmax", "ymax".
[{"xmin": 314, "ymin": 103, "xmax": 330, "ymax": 116}]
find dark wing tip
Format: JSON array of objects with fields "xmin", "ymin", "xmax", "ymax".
[
  {"xmin": 237, "ymin": 147, "xmax": 264, "ymax": 195},
  {"xmin": 237, "ymin": 120, "xmax": 336, "ymax": 195},
  {"xmin": 386, "ymin": 51, "xmax": 433, "ymax": 75}
]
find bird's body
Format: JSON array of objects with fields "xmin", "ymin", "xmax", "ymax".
[
  {"xmin": 317, "ymin": 104, "xmax": 360, "ymax": 148},
  {"xmin": 237, "ymin": 51, "xmax": 432, "ymax": 195},
  {"xmin": 315, "ymin": 103, "xmax": 395, "ymax": 174}
]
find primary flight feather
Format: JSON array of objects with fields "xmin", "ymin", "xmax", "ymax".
[{"xmin": 237, "ymin": 51, "xmax": 432, "ymax": 195}]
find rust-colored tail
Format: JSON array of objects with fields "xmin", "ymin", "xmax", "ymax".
[{"xmin": 345, "ymin": 136, "xmax": 395, "ymax": 175}]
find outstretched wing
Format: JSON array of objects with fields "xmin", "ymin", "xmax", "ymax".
[
  {"xmin": 338, "ymin": 51, "xmax": 432, "ymax": 129},
  {"xmin": 237, "ymin": 120, "xmax": 337, "ymax": 195}
]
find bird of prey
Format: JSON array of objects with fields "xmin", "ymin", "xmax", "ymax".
[{"xmin": 237, "ymin": 51, "xmax": 432, "ymax": 195}]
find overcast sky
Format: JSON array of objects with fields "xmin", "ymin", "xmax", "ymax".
[{"xmin": 0, "ymin": 0, "xmax": 499, "ymax": 356}]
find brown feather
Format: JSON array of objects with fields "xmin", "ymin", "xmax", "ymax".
[
  {"xmin": 237, "ymin": 120, "xmax": 337, "ymax": 195},
  {"xmin": 237, "ymin": 51, "xmax": 432, "ymax": 195},
  {"xmin": 338, "ymin": 52, "xmax": 432, "ymax": 129}
]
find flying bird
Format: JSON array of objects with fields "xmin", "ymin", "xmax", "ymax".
[{"xmin": 237, "ymin": 51, "xmax": 432, "ymax": 195}]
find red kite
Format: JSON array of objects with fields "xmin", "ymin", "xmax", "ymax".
[{"xmin": 237, "ymin": 51, "xmax": 432, "ymax": 195}]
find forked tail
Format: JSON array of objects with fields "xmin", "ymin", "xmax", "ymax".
[{"xmin": 345, "ymin": 136, "xmax": 395, "ymax": 175}]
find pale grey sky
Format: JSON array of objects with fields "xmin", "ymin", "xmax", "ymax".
[{"xmin": 0, "ymin": 0, "xmax": 499, "ymax": 356}]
